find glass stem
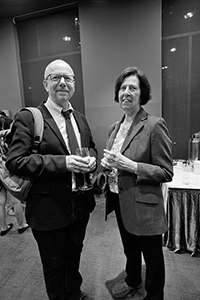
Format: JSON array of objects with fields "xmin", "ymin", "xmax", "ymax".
[{"xmin": 83, "ymin": 173, "xmax": 87, "ymax": 186}]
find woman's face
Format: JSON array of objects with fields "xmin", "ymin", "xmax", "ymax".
[{"xmin": 118, "ymin": 75, "xmax": 141, "ymax": 115}]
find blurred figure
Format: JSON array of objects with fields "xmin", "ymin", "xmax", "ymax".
[
  {"xmin": 101, "ymin": 67, "xmax": 173, "ymax": 300},
  {"xmin": 0, "ymin": 188, "xmax": 29, "ymax": 236},
  {"xmin": 0, "ymin": 111, "xmax": 29, "ymax": 236},
  {"xmin": 0, "ymin": 110, "xmax": 12, "ymax": 131}
]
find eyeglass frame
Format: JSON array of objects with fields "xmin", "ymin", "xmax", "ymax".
[{"xmin": 45, "ymin": 74, "xmax": 75, "ymax": 84}]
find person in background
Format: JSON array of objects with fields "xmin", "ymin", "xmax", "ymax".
[
  {"xmin": 6, "ymin": 59, "xmax": 97, "ymax": 300},
  {"xmin": 0, "ymin": 110, "xmax": 12, "ymax": 131},
  {"xmin": 0, "ymin": 189, "xmax": 29, "ymax": 236},
  {"xmin": 0, "ymin": 111, "xmax": 29, "ymax": 236},
  {"xmin": 101, "ymin": 67, "xmax": 173, "ymax": 300}
]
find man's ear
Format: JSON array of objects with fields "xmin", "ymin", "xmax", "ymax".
[{"xmin": 43, "ymin": 80, "xmax": 49, "ymax": 92}]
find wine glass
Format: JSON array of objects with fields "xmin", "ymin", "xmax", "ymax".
[
  {"xmin": 104, "ymin": 167, "xmax": 118, "ymax": 177},
  {"xmin": 75, "ymin": 147, "xmax": 93, "ymax": 191},
  {"xmin": 101, "ymin": 148, "xmax": 119, "ymax": 177}
]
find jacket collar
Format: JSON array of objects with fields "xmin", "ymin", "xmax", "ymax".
[
  {"xmin": 39, "ymin": 102, "xmax": 69, "ymax": 152},
  {"xmin": 107, "ymin": 107, "xmax": 148, "ymax": 153},
  {"xmin": 39, "ymin": 102, "xmax": 85, "ymax": 153}
]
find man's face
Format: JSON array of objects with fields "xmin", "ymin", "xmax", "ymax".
[{"xmin": 43, "ymin": 60, "xmax": 75, "ymax": 109}]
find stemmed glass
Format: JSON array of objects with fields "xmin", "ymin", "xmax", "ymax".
[
  {"xmin": 102, "ymin": 166, "xmax": 118, "ymax": 177},
  {"xmin": 75, "ymin": 147, "xmax": 93, "ymax": 191},
  {"xmin": 101, "ymin": 149, "xmax": 119, "ymax": 177}
]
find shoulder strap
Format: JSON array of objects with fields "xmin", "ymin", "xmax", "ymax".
[
  {"xmin": 21, "ymin": 107, "xmax": 44, "ymax": 153},
  {"xmin": 92, "ymin": 172, "xmax": 106, "ymax": 188}
]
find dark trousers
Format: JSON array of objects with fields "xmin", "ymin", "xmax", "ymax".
[
  {"xmin": 113, "ymin": 192, "xmax": 165, "ymax": 300},
  {"xmin": 32, "ymin": 193, "xmax": 90, "ymax": 300}
]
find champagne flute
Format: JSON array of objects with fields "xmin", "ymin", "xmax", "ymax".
[{"xmin": 75, "ymin": 147, "xmax": 93, "ymax": 191}]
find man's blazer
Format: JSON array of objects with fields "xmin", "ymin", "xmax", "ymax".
[
  {"xmin": 6, "ymin": 102, "xmax": 97, "ymax": 230},
  {"xmin": 105, "ymin": 107, "xmax": 173, "ymax": 236}
]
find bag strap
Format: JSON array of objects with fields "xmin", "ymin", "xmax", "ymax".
[
  {"xmin": 92, "ymin": 172, "xmax": 107, "ymax": 189},
  {"xmin": 21, "ymin": 107, "xmax": 44, "ymax": 153}
]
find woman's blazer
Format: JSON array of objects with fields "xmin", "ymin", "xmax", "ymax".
[{"xmin": 106, "ymin": 107, "xmax": 173, "ymax": 236}]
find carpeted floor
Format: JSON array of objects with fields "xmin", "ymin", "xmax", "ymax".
[{"xmin": 0, "ymin": 196, "xmax": 200, "ymax": 300}]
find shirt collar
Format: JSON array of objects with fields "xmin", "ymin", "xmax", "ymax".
[{"xmin": 45, "ymin": 97, "xmax": 74, "ymax": 115}]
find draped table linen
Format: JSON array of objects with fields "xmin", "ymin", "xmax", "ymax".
[{"xmin": 163, "ymin": 166, "xmax": 200, "ymax": 256}]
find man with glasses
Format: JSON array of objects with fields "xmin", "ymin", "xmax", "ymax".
[{"xmin": 6, "ymin": 59, "xmax": 97, "ymax": 300}]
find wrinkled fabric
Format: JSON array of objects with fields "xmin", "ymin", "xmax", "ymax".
[{"xmin": 165, "ymin": 188, "xmax": 200, "ymax": 255}]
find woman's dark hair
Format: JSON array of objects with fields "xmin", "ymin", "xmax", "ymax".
[{"xmin": 114, "ymin": 66, "xmax": 152, "ymax": 105}]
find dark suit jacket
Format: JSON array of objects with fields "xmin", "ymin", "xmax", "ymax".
[
  {"xmin": 105, "ymin": 108, "xmax": 173, "ymax": 236},
  {"xmin": 6, "ymin": 103, "xmax": 97, "ymax": 230}
]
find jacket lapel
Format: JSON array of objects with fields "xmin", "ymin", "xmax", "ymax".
[
  {"xmin": 39, "ymin": 103, "xmax": 69, "ymax": 151},
  {"xmin": 121, "ymin": 108, "xmax": 148, "ymax": 153},
  {"xmin": 106, "ymin": 119, "xmax": 123, "ymax": 150},
  {"xmin": 121, "ymin": 121, "xmax": 143, "ymax": 154}
]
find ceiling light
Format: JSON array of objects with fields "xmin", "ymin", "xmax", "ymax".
[{"xmin": 63, "ymin": 36, "xmax": 71, "ymax": 42}]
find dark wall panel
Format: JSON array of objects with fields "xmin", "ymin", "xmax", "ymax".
[
  {"xmin": 16, "ymin": 6, "xmax": 85, "ymax": 114},
  {"xmin": 162, "ymin": 37, "xmax": 189, "ymax": 159},
  {"xmin": 191, "ymin": 34, "xmax": 200, "ymax": 134},
  {"xmin": 162, "ymin": 0, "xmax": 200, "ymax": 159}
]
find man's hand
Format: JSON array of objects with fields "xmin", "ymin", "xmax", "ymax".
[
  {"xmin": 66, "ymin": 155, "xmax": 96, "ymax": 173},
  {"xmin": 87, "ymin": 156, "xmax": 96, "ymax": 172}
]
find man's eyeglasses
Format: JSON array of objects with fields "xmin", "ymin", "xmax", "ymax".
[{"xmin": 46, "ymin": 74, "xmax": 75, "ymax": 84}]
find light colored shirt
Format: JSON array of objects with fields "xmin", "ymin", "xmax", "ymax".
[
  {"xmin": 44, "ymin": 98, "xmax": 81, "ymax": 190},
  {"xmin": 44, "ymin": 98, "xmax": 81, "ymax": 150},
  {"xmin": 108, "ymin": 122, "xmax": 132, "ymax": 194}
]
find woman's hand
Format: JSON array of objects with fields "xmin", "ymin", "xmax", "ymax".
[
  {"xmin": 100, "ymin": 156, "xmax": 113, "ymax": 171},
  {"xmin": 102, "ymin": 149, "xmax": 138, "ymax": 174},
  {"xmin": 103, "ymin": 149, "xmax": 126, "ymax": 169}
]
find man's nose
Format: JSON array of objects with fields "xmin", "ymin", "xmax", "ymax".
[{"xmin": 59, "ymin": 76, "xmax": 66, "ymax": 85}]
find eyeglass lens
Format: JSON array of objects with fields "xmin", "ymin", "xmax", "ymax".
[{"xmin": 47, "ymin": 74, "xmax": 75, "ymax": 83}]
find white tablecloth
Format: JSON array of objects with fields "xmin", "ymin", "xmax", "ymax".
[
  {"xmin": 168, "ymin": 167, "xmax": 200, "ymax": 190},
  {"xmin": 163, "ymin": 166, "xmax": 200, "ymax": 256}
]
